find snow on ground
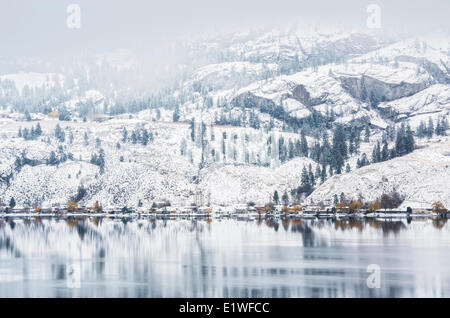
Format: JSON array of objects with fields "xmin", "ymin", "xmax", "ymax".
[
  {"xmin": 378, "ymin": 84, "xmax": 450, "ymax": 128},
  {"xmin": 352, "ymin": 33, "xmax": 450, "ymax": 74},
  {"xmin": 200, "ymin": 157, "xmax": 317, "ymax": 206},
  {"xmin": 306, "ymin": 137, "xmax": 450, "ymax": 208},
  {"xmin": 0, "ymin": 118, "xmax": 320, "ymax": 208}
]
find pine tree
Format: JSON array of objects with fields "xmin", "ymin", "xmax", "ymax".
[
  {"xmin": 84, "ymin": 132, "xmax": 89, "ymax": 146},
  {"xmin": 190, "ymin": 119, "xmax": 195, "ymax": 142},
  {"xmin": 405, "ymin": 124, "xmax": 415, "ymax": 153},
  {"xmin": 345, "ymin": 163, "xmax": 351, "ymax": 173},
  {"xmin": 320, "ymin": 163, "xmax": 327, "ymax": 184},
  {"xmin": 273, "ymin": 190, "xmax": 280, "ymax": 205},
  {"xmin": 122, "ymin": 127, "xmax": 128, "ymax": 143},
  {"xmin": 9, "ymin": 197, "xmax": 16, "ymax": 208},
  {"xmin": 281, "ymin": 191, "xmax": 289, "ymax": 206},
  {"xmin": 381, "ymin": 139, "xmax": 389, "ymax": 161},
  {"xmin": 300, "ymin": 166, "xmax": 312, "ymax": 195},
  {"xmin": 300, "ymin": 130, "xmax": 308, "ymax": 157},
  {"xmin": 35, "ymin": 122, "xmax": 42, "ymax": 136},
  {"xmin": 364, "ymin": 125, "xmax": 370, "ymax": 142},
  {"xmin": 308, "ymin": 164, "xmax": 315, "ymax": 188},
  {"xmin": 173, "ymin": 105, "xmax": 180, "ymax": 122},
  {"xmin": 427, "ymin": 117, "xmax": 434, "ymax": 138},
  {"xmin": 395, "ymin": 123, "xmax": 407, "ymax": 155}
]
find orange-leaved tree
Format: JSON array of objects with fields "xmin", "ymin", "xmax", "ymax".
[
  {"xmin": 368, "ymin": 201, "xmax": 380, "ymax": 212},
  {"xmin": 349, "ymin": 201, "xmax": 362, "ymax": 213},
  {"xmin": 67, "ymin": 201, "xmax": 78, "ymax": 212},
  {"xmin": 432, "ymin": 201, "xmax": 447, "ymax": 215}
]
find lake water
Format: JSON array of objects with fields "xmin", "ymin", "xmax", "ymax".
[{"xmin": 1, "ymin": 216, "xmax": 450, "ymax": 298}]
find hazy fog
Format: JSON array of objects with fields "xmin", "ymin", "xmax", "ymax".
[{"xmin": 0, "ymin": 0, "xmax": 449, "ymax": 61}]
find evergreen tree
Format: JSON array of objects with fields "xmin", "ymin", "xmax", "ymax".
[
  {"xmin": 190, "ymin": 119, "xmax": 195, "ymax": 142},
  {"xmin": 131, "ymin": 131, "xmax": 137, "ymax": 144},
  {"xmin": 331, "ymin": 124, "xmax": 347, "ymax": 174},
  {"xmin": 345, "ymin": 163, "xmax": 351, "ymax": 173},
  {"xmin": 364, "ymin": 125, "xmax": 370, "ymax": 142},
  {"xmin": 47, "ymin": 151, "xmax": 58, "ymax": 165},
  {"xmin": 299, "ymin": 166, "xmax": 312, "ymax": 195},
  {"xmin": 308, "ymin": 163, "xmax": 315, "ymax": 188},
  {"xmin": 172, "ymin": 105, "xmax": 180, "ymax": 122},
  {"xmin": 84, "ymin": 132, "xmax": 89, "ymax": 146},
  {"xmin": 300, "ymin": 130, "xmax": 308, "ymax": 157},
  {"xmin": 395, "ymin": 123, "xmax": 407, "ymax": 156},
  {"xmin": 427, "ymin": 117, "xmax": 434, "ymax": 138},
  {"xmin": 35, "ymin": 122, "xmax": 42, "ymax": 136},
  {"xmin": 9, "ymin": 197, "xmax": 16, "ymax": 208},
  {"xmin": 281, "ymin": 191, "xmax": 289, "ymax": 206},
  {"xmin": 320, "ymin": 163, "xmax": 327, "ymax": 184},
  {"xmin": 381, "ymin": 139, "xmax": 389, "ymax": 161},
  {"xmin": 405, "ymin": 124, "xmax": 415, "ymax": 153},
  {"xmin": 273, "ymin": 190, "xmax": 280, "ymax": 205},
  {"xmin": 122, "ymin": 127, "xmax": 128, "ymax": 143}
]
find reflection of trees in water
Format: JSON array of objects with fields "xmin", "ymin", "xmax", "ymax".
[
  {"xmin": 0, "ymin": 233, "xmax": 21, "ymax": 257},
  {"xmin": 89, "ymin": 217, "xmax": 102, "ymax": 227},
  {"xmin": 281, "ymin": 217, "xmax": 290, "ymax": 231},
  {"xmin": 290, "ymin": 218, "xmax": 315, "ymax": 247},
  {"xmin": 366, "ymin": 219, "xmax": 406, "ymax": 235},
  {"xmin": 65, "ymin": 217, "xmax": 104, "ymax": 241},
  {"xmin": 264, "ymin": 218, "xmax": 279, "ymax": 231},
  {"xmin": 334, "ymin": 218, "xmax": 364, "ymax": 231},
  {"xmin": 432, "ymin": 217, "xmax": 447, "ymax": 230}
]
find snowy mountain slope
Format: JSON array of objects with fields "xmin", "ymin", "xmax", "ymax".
[
  {"xmin": 0, "ymin": 117, "xmax": 321, "ymax": 208},
  {"xmin": 199, "ymin": 157, "xmax": 317, "ymax": 206},
  {"xmin": 377, "ymin": 84, "xmax": 450, "ymax": 127},
  {"xmin": 351, "ymin": 33, "xmax": 450, "ymax": 83},
  {"xmin": 306, "ymin": 137, "xmax": 450, "ymax": 208},
  {"xmin": 207, "ymin": 26, "xmax": 390, "ymax": 64},
  {"xmin": 190, "ymin": 61, "xmax": 278, "ymax": 91},
  {"xmin": 0, "ymin": 26, "xmax": 449, "ymax": 209}
]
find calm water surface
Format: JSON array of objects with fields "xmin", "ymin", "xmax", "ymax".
[{"xmin": 1, "ymin": 216, "xmax": 450, "ymax": 297}]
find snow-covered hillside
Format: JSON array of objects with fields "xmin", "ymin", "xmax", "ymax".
[
  {"xmin": 0, "ymin": 26, "xmax": 449, "ymax": 209},
  {"xmin": 306, "ymin": 137, "xmax": 450, "ymax": 208}
]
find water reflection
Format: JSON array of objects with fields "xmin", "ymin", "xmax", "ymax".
[{"xmin": 0, "ymin": 216, "xmax": 450, "ymax": 297}]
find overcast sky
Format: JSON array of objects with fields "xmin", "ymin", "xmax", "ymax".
[{"xmin": 1, "ymin": 0, "xmax": 449, "ymax": 60}]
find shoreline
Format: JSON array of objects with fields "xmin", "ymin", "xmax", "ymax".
[{"xmin": 0, "ymin": 211, "xmax": 445, "ymax": 219}]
